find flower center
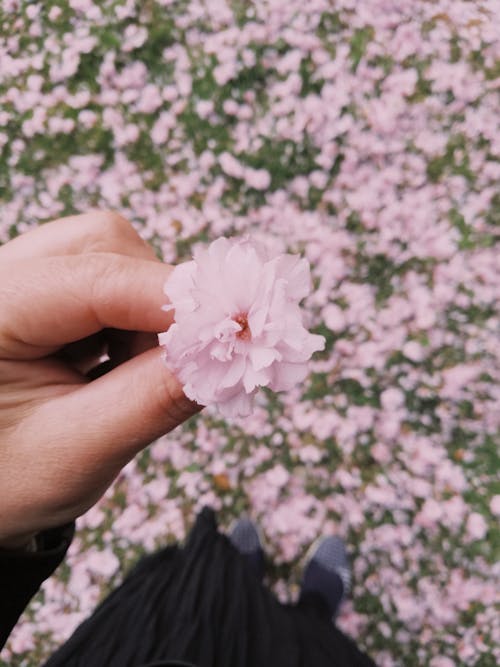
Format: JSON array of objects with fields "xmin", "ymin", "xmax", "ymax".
[{"xmin": 233, "ymin": 312, "xmax": 251, "ymax": 341}]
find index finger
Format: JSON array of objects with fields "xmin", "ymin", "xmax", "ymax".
[
  {"xmin": 0, "ymin": 211, "xmax": 158, "ymax": 263},
  {"xmin": 0, "ymin": 253, "xmax": 174, "ymax": 360}
]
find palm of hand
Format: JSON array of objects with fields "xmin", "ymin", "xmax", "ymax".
[{"xmin": 0, "ymin": 213, "xmax": 197, "ymax": 549}]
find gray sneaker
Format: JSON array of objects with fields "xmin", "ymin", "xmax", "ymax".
[
  {"xmin": 300, "ymin": 536, "xmax": 351, "ymax": 618},
  {"xmin": 229, "ymin": 517, "xmax": 265, "ymax": 581}
]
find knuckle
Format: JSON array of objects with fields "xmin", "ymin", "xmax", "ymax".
[
  {"xmin": 90, "ymin": 211, "xmax": 157, "ymax": 260},
  {"xmin": 81, "ymin": 251, "xmax": 124, "ymax": 293},
  {"xmin": 78, "ymin": 211, "xmax": 134, "ymax": 255},
  {"xmin": 97, "ymin": 210, "xmax": 134, "ymax": 239},
  {"xmin": 80, "ymin": 250, "xmax": 116, "ymax": 278}
]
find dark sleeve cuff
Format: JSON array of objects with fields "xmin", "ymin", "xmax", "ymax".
[{"xmin": 0, "ymin": 523, "xmax": 75, "ymax": 650}]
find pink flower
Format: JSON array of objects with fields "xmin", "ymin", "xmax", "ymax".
[
  {"xmin": 489, "ymin": 495, "xmax": 500, "ymax": 517},
  {"xmin": 196, "ymin": 99, "xmax": 214, "ymax": 118},
  {"xmin": 380, "ymin": 387, "xmax": 405, "ymax": 411},
  {"xmin": 402, "ymin": 340, "xmax": 424, "ymax": 362},
  {"xmin": 265, "ymin": 464, "xmax": 290, "ymax": 488},
  {"xmin": 219, "ymin": 152, "xmax": 245, "ymax": 179},
  {"xmin": 122, "ymin": 25, "xmax": 147, "ymax": 52},
  {"xmin": 298, "ymin": 444, "xmax": 323, "ymax": 464},
  {"xmin": 85, "ymin": 549, "xmax": 119, "ymax": 578},
  {"xmin": 160, "ymin": 237, "xmax": 325, "ymax": 417},
  {"xmin": 135, "ymin": 83, "xmax": 163, "ymax": 114},
  {"xmin": 244, "ymin": 167, "xmax": 271, "ymax": 190},
  {"xmin": 465, "ymin": 512, "xmax": 488, "ymax": 541},
  {"xmin": 430, "ymin": 656, "xmax": 455, "ymax": 667},
  {"xmin": 48, "ymin": 5, "xmax": 62, "ymax": 20}
]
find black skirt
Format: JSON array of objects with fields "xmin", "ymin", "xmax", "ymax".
[{"xmin": 45, "ymin": 509, "xmax": 375, "ymax": 667}]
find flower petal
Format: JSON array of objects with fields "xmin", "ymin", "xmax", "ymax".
[{"xmin": 249, "ymin": 345, "xmax": 280, "ymax": 371}]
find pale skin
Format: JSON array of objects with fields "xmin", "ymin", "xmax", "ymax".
[{"xmin": 0, "ymin": 211, "xmax": 200, "ymax": 549}]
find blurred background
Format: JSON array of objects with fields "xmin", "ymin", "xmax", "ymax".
[{"xmin": 0, "ymin": 1, "xmax": 499, "ymax": 665}]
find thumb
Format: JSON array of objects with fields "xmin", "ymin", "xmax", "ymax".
[
  {"xmin": 15, "ymin": 347, "xmax": 200, "ymax": 518},
  {"xmin": 40, "ymin": 347, "xmax": 199, "ymax": 471}
]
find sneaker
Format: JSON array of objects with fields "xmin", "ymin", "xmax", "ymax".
[
  {"xmin": 300, "ymin": 536, "xmax": 351, "ymax": 619},
  {"xmin": 229, "ymin": 517, "xmax": 265, "ymax": 581}
]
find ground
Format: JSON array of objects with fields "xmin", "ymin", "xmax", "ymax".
[{"xmin": 0, "ymin": 1, "xmax": 499, "ymax": 665}]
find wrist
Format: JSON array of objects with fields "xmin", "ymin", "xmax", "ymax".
[{"xmin": 0, "ymin": 532, "xmax": 38, "ymax": 552}]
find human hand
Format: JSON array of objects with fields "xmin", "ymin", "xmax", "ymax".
[{"xmin": 0, "ymin": 212, "xmax": 199, "ymax": 549}]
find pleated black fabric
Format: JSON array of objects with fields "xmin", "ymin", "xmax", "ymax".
[{"xmin": 45, "ymin": 509, "xmax": 376, "ymax": 667}]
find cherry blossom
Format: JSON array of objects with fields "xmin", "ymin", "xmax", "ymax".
[{"xmin": 160, "ymin": 237, "xmax": 325, "ymax": 416}]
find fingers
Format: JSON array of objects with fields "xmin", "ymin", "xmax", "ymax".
[
  {"xmin": 0, "ymin": 253, "xmax": 174, "ymax": 359},
  {"xmin": 0, "ymin": 211, "xmax": 157, "ymax": 263},
  {"xmin": 4, "ymin": 348, "xmax": 201, "ymax": 527}
]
